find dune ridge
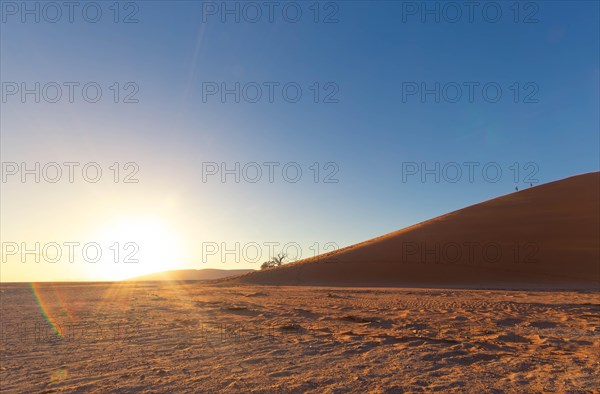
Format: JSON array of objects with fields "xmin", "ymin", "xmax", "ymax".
[{"xmin": 223, "ymin": 172, "xmax": 600, "ymax": 288}]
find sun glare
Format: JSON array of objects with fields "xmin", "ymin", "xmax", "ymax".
[{"xmin": 90, "ymin": 217, "xmax": 183, "ymax": 280}]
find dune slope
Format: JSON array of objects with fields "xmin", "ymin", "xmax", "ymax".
[{"xmin": 229, "ymin": 172, "xmax": 599, "ymax": 288}]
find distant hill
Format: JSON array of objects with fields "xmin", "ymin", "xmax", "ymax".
[
  {"xmin": 223, "ymin": 172, "xmax": 600, "ymax": 289},
  {"xmin": 127, "ymin": 269, "xmax": 254, "ymax": 282}
]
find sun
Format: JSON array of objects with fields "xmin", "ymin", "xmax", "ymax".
[{"xmin": 89, "ymin": 216, "xmax": 183, "ymax": 280}]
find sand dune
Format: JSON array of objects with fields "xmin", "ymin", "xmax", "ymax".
[
  {"xmin": 228, "ymin": 172, "xmax": 600, "ymax": 288},
  {"xmin": 128, "ymin": 269, "xmax": 254, "ymax": 282},
  {"xmin": 2, "ymin": 174, "xmax": 598, "ymax": 392}
]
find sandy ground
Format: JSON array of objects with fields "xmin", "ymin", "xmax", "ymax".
[{"xmin": 1, "ymin": 282, "xmax": 598, "ymax": 393}]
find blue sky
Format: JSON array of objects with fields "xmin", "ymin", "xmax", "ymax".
[{"xmin": 1, "ymin": 1, "xmax": 598, "ymax": 280}]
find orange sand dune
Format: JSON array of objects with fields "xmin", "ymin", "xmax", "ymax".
[{"xmin": 229, "ymin": 172, "xmax": 600, "ymax": 288}]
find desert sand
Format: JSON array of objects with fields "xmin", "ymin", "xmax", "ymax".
[
  {"xmin": 0, "ymin": 283, "xmax": 598, "ymax": 393},
  {"xmin": 1, "ymin": 173, "xmax": 599, "ymax": 392},
  {"xmin": 227, "ymin": 172, "xmax": 600, "ymax": 288}
]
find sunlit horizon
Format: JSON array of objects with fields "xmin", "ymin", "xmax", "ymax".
[{"xmin": 2, "ymin": 1, "xmax": 598, "ymax": 283}]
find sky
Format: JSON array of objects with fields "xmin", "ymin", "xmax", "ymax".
[{"xmin": 1, "ymin": 0, "xmax": 598, "ymax": 282}]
